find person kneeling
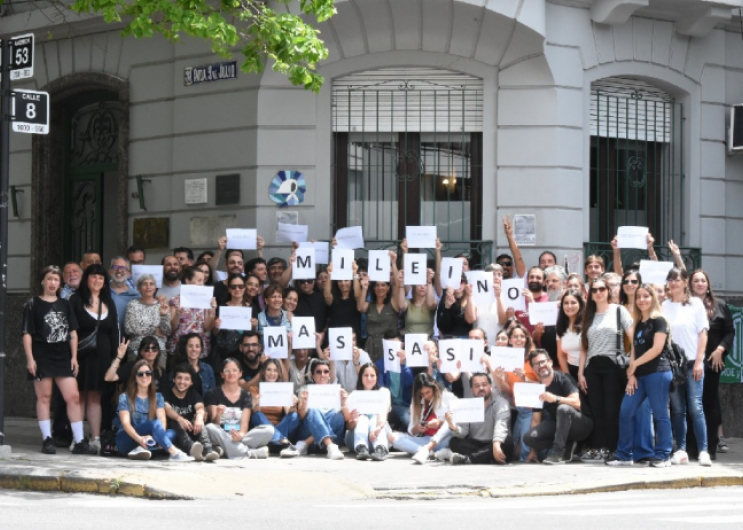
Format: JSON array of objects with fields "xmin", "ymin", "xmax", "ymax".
[
  {"xmin": 524, "ymin": 350, "xmax": 593, "ymax": 465},
  {"xmin": 164, "ymin": 364, "xmax": 219, "ymax": 461},
  {"xmin": 443, "ymin": 373, "xmax": 513, "ymax": 465}
]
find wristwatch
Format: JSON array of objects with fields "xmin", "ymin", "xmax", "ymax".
[{"xmin": 555, "ymin": 396, "xmax": 561, "ymax": 405}]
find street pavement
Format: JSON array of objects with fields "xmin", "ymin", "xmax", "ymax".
[{"xmin": 2, "ymin": 417, "xmax": 743, "ymax": 500}]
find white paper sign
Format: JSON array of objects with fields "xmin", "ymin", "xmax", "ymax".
[
  {"xmin": 440, "ymin": 257, "xmax": 464, "ymax": 290},
  {"xmin": 179, "ymin": 285, "xmax": 214, "ymax": 309},
  {"xmin": 216, "ymin": 270, "xmax": 228, "ymax": 282},
  {"xmin": 438, "ymin": 339, "xmax": 460, "ymax": 374},
  {"xmin": 348, "ymin": 391, "xmax": 388, "ymax": 415},
  {"xmin": 335, "ymin": 226, "xmax": 365, "ymax": 250},
  {"xmin": 406, "ymin": 226, "xmax": 437, "ymax": 249},
  {"xmin": 404, "ymin": 334, "xmax": 429, "ymax": 368},
  {"xmin": 331, "ymin": 249, "xmax": 354, "ymax": 280},
  {"xmin": 226, "ymin": 228, "xmax": 257, "ymax": 250},
  {"xmin": 259, "ymin": 382, "xmax": 294, "ymax": 407},
  {"xmin": 466, "ymin": 271, "xmax": 495, "ymax": 306},
  {"xmin": 528, "ymin": 301, "xmax": 559, "ymax": 326},
  {"xmin": 501, "ymin": 278, "xmax": 526, "ymax": 312},
  {"xmin": 293, "ymin": 247, "xmax": 316, "ymax": 280},
  {"xmin": 307, "ymin": 384, "xmax": 341, "ymax": 410},
  {"xmin": 132, "ymin": 265, "xmax": 163, "ymax": 288},
  {"xmin": 404, "ymin": 253, "xmax": 427, "ymax": 286},
  {"xmin": 292, "ymin": 317, "xmax": 316, "ymax": 349},
  {"xmin": 459, "ymin": 339, "xmax": 485, "ymax": 373},
  {"xmin": 277, "ymin": 223, "xmax": 308, "ymax": 244},
  {"xmin": 639, "ymin": 259, "xmax": 674, "ymax": 285},
  {"xmin": 328, "ymin": 327, "xmax": 353, "ymax": 361},
  {"xmin": 617, "ymin": 226, "xmax": 649, "ymax": 250},
  {"xmin": 490, "ymin": 347, "xmax": 525, "ymax": 373},
  {"xmin": 218, "ymin": 306, "xmax": 252, "ymax": 330},
  {"xmin": 264, "ymin": 327, "xmax": 288, "ymax": 359},
  {"xmin": 300, "ymin": 241, "xmax": 329, "ymax": 264},
  {"xmin": 367, "ymin": 250, "xmax": 391, "ymax": 282},
  {"xmin": 513, "ymin": 383, "xmax": 546, "ymax": 408},
  {"xmin": 451, "ymin": 397, "xmax": 485, "ymax": 424},
  {"xmin": 382, "ymin": 339, "xmax": 401, "ymax": 373}
]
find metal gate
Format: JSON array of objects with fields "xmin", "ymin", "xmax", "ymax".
[{"xmin": 331, "ymin": 68, "xmax": 491, "ymax": 266}]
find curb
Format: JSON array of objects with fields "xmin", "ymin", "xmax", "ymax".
[
  {"xmin": 0, "ymin": 468, "xmax": 192, "ymax": 500},
  {"xmin": 375, "ymin": 475, "xmax": 743, "ymax": 500}
]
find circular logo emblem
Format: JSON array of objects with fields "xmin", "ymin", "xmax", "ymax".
[{"xmin": 269, "ymin": 170, "xmax": 306, "ymax": 208}]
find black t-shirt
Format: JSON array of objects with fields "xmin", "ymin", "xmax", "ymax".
[
  {"xmin": 214, "ymin": 281, "xmax": 230, "ymax": 306},
  {"xmin": 22, "ymin": 297, "xmax": 79, "ymax": 345},
  {"xmin": 536, "ymin": 371, "xmax": 580, "ymax": 420},
  {"xmin": 634, "ymin": 317, "xmax": 671, "ymax": 377},
  {"xmin": 204, "ymin": 386, "xmax": 252, "ymax": 431},
  {"xmin": 237, "ymin": 356, "xmax": 261, "ymax": 383},
  {"xmin": 295, "ymin": 290, "xmax": 329, "ymax": 331},
  {"xmin": 163, "ymin": 387, "xmax": 203, "ymax": 427}
]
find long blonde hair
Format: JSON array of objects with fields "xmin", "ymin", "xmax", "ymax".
[{"xmin": 633, "ymin": 284, "xmax": 669, "ymax": 330}]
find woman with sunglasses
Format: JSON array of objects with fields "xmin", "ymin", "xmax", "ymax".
[
  {"xmin": 212, "ymin": 273, "xmax": 260, "ymax": 371},
  {"xmin": 295, "ymin": 359, "xmax": 346, "ymax": 459},
  {"xmin": 125, "ymin": 273, "xmax": 171, "ymax": 363},
  {"xmin": 115, "ymin": 359, "xmax": 192, "ymax": 461},
  {"xmin": 663, "ymin": 267, "xmax": 711, "ymax": 466},
  {"xmin": 171, "ymin": 333, "xmax": 216, "ymax": 397},
  {"xmin": 345, "ymin": 363, "xmax": 392, "ymax": 461},
  {"xmin": 578, "ymin": 275, "xmax": 634, "ymax": 463},
  {"xmin": 106, "ymin": 335, "xmax": 168, "ymax": 392},
  {"xmin": 204, "ymin": 358, "xmax": 274, "ymax": 459},
  {"xmin": 690, "ymin": 269, "xmax": 734, "ymax": 461}
]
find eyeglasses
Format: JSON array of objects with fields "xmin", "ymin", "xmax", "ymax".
[
  {"xmin": 241, "ymin": 343, "xmax": 260, "ymax": 349},
  {"xmin": 142, "ymin": 345, "xmax": 158, "ymax": 352},
  {"xmin": 297, "ymin": 279, "xmax": 314, "ymax": 284},
  {"xmin": 498, "ymin": 261, "xmax": 513, "ymax": 267},
  {"xmin": 314, "ymin": 370, "xmax": 330, "ymax": 375},
  {"xmin": 591, "ymin": 286, "xmax": 607, "ymax": 294},
  {"xmin": 622, "ymin": 279, "xmax": 639, "ymax": 285},
  {"xmin": 531, "ymin": 359, "xmax": 549, "ymax": 367},
  {"xmin": 110, "ymin": 265, "xmax": 128, "ymax": 272},
  {"xmin": 136, "ymin": 371, "xmax": 152, "ymax": 377},
  {"xmin": 229, "ymin": 284, "xmax": 245, "ymax": 290}
]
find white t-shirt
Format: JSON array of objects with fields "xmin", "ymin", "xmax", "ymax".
[
  {"xmin": 558, "ymin": 329, "xmax": 582, "ymax": 367},
  {"xmin": 475, "ymin": 300, "xmax": 503, "ymax": 349},
  {"xmin": 662, "ymin": 297, "xmax": 709, "ymax": 361}
]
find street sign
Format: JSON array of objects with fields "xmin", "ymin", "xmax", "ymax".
[
  {"xmin": 0, "ymin": 34, "xmax": 34, "ymax": 80},
  {"xmin": 11, "ymin": 89, "xmax": 49, "ymax": 134}
]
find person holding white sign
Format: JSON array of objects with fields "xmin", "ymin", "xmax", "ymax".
[
  {"xmin": 441, "ymin": 373, "xmax": 513, "ymax": 465},
  {"xmin": 610, "ymin": 232, "xmax": 658, "ymax": 276},
  {"xmin": 344, "ymin": 363, "xmax": 392, "ymax": 461},
  {"xmin": 391, "ymin": 373, "xmax": 454, "ymax": 464},
  {"xmin": 321, "ymin": 330, "xmax": 371, "ymax": 393},
  {"xmin": 167, "ymin": 267, "xmax": 217, "ymax": 360},
  {"xmin": 212, "ymin": 273, "xmax": 260, "ymax": 371},
  {"xmin": 324, "ymin": 261, "xmax": 363, "ymax": 339},
  {"xmin": 436, "ymin": 274, "xmax": 475, "ymax": 338},
  {"xmin": 358, "ymin": 252, "xmax": 401, "ymax": 363},
  {"xmin": 472, "ymin": 264, "xmax": 507, "ymax": 349},
  {"xmin": 374, "ymin": 335, "xmax": 416, "ymax": 432},
  {"xmin": 248, "ymin": 359, "xmax": 302, "ymax": 458},
  {"xmin": 257, "ymin": 284, "xmax": 292, "ymax": 336},
  {"xmin": 295, "ymin": 359, "xmax": 347, "ymax": 460},
  {"xmin": 523, "ymin": 350, "xmax": 593, "ymax": 465},
  {"xmin": 399, "ymin": 267, "xmax": 438, "ymax": 338},
  {"xmin": 125, "ymin": 274, "xmax": 172, "ymax": 359}
]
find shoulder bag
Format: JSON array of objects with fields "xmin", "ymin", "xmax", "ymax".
[
  {"xmin": 614, "ymin": 306, "xmax": 630, "ymax": 369},
  {"xmin": 77, "ymin": 300, "xmax": 102, "ymax": 357}
]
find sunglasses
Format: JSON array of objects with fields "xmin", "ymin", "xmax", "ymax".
[
  {"xmin": 591, "ymin": 286, "xmax": 608, "ymax": 293},
  {"xmin": 136, "ymin": 371, "xmax": 152, "ymax": 377},
  {"xmin": 297, "ymin": 279, "xmax": 314, "ymax": 284},
  {"xmin": 622, "ymin": 279, "xmax": 639, "ymax": 285},
  {"xmin": 498, "ymin": 261, "xmax": 513, "ymax": 267},
  {"xmin": 229, "ymin": 284, "xmax": 245, "ymax": 290},
  {"xmin": 142, "ymin": 345, "xmax": 158, "ymax": 352},
  {"xmin": 314, "ymin": 370, "xmax": 330, "ymax": 375}
]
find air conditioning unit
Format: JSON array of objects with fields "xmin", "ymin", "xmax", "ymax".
[{"xmin": 730, "ymin": 104, "xmax": 743, "ymax": 153}]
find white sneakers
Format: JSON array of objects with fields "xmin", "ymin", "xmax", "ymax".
[
  {"xmin": 247, "ymin": 447, "xmax": 269, "ymax": 459},
  {"xmin": 698, "ymin": 451, "xmax": 712, "ymax": 467},
  {"xmin": 295, "ymin": 441, "xmax": 309, "ymax": 456},
  {"xmin": 169, "ymin": 450, "xmax": 194, "ymax": 462},
  {"xmin": 326, "ymin": 443, "xmax": 344, "ymax": 460},
  {"xmin": 670, "ymin": 450, "xmax": 689, "ymax": 465},
  {"xmin": 128, "ymin": 446, "xmax": 151, "ymax": 460},
  {"xmin": 412, "ymin": 447, "xmax": 430, "ymax": 464}
]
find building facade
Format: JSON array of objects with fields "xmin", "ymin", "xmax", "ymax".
[{"xmin": 3, "ymin": 0, "xmax": 743, "ymax": 413}]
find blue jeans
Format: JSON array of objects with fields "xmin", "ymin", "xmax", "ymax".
[
  {"xmin": 632, "ymin": 399, "xmax": 655, "ymax": 460},
  {"xmin": 251, "ymin": 411, "xmax": 300, "ymax": 445},
  {"xmin": 513, "ymin": 407, "xmax": 532, "ymax": 462},
  {"xmin": 116, "ymin": 420, "xmax": 176, "ymax": 455},
  {"xmin": 669, "ymin": 363, "xmax": 708, "ymax": 452},
  {"xmin": 392, "ymin": 432, "xmax": 451, "ymax": 454},
  {"xmin": 616, "ymin": 371, "xmax": 673, "ymax": 461},
  {"xmin": 389, "ymin": 404, "xmax": 410, "ymax": 431},
  {"xmin": 297, "ymin": 409, "xmax": 345, "ymax": 449}
]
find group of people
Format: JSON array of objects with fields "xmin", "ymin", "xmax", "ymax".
[{"xmin": 22, "ymin": 216, "xmax": 734, "ymax": 468}]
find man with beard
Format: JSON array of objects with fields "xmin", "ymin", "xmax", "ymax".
[
  {"xmin": 109, "ymin": 256, "xmax": 140, "ymax": 333},
  {"xmin": 236, "ymin": 331, "xmax": 265, "ymax": 389},
  {"xmin": 532, "ymin": 266, "xmax": 567, "ymax": 365},
  {"xmin": 440, "ymin": 373, "xmax": 513, "ymax": 465},
  {"xmin": 524, "ymin": 349, "xmax": 593, "ymax": 465},
  {"xmin": 515, "ymin": 267, "xmax": 549, "ymax": 336},
  {"xmin": 61, "ymin": 262, "xmax": 83, "ymax": 299},
  {"xmin": 173, "ymin": 247, "xmax": 195, "ymax": 268},
  {"xmin": 158, "ymin": 255, "xmax": 182, "ymax": 301}
]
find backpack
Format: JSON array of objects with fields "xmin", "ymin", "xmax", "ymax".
[{"xmin": 663, "ymin": 337, "xmax": 688, "ymax": 391}]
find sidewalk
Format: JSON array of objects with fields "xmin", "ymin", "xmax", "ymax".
[{"xmin": 2, "ymin": 417, "xmax": 743, "ymax": 500}]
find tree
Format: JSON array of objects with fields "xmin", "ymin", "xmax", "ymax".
[{"xmin": 70, "ymin": 0, "xmax": 336, "ymax": 92}]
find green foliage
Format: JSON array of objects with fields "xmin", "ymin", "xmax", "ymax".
[{"xmin": 70, "ymin": 0, "xmax": 335, "ymax": 92}]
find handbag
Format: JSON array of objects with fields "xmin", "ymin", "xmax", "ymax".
[
  {"xmin": 77, "ymin": 300, "xmax": 102, "ymax": 357},
  {"xmin": 614, "ymin": 307, "xmax": 630, "ymax": 369},
  {"xmin": 662, "ymin": 328, "xmax": 688, "ymax": 391}
]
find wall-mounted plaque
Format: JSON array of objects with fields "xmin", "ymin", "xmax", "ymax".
[
  {"xmin": 133, "ymin": 218, "xmax": 170, "ymax": 249},
  {"xmin": 185, "ymin": 178, "xmax": 208, "ymax": 204}
]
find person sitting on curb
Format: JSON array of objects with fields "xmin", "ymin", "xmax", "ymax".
[
  {"xmin": 440, "ymin": 372, "xmax": 513, "ymax": 465},
  {"xmin": 524, "ymin": 349, "xmax": 593, "ymax": 465},
  {"xmin": 163, "ymin": 363, "xmax": 220, "ymax": 462}
]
